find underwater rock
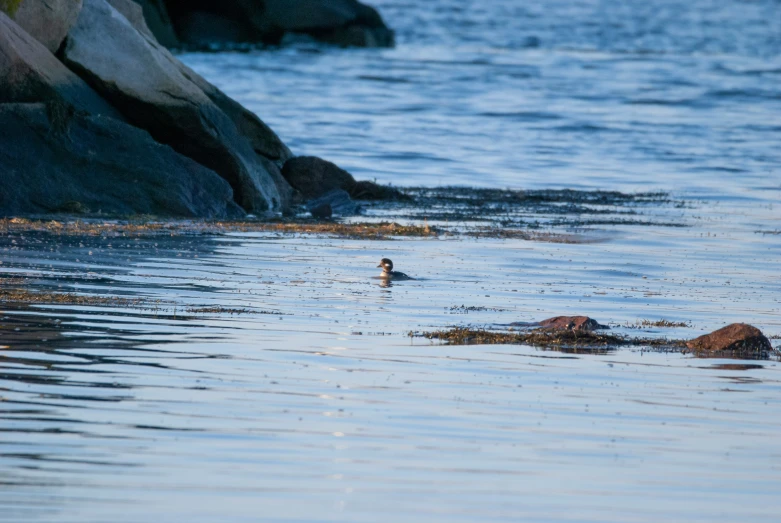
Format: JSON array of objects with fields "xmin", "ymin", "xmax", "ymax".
[{"xmin": 686, "ymin": 323, "xmax": 772, "ymax": 358}]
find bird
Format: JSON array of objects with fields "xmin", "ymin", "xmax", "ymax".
[{"xmin": 377, "ymin": 258, "xmax": 412, "ymax": 280}]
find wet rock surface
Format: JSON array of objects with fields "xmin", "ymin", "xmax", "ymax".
[
  {"xmin": 686, "ymin": 323, "xmax": 773, "ymax": 358},
  {"xmin": 0, "ymin": 102, "xmax": 242, "ymax": 218}
]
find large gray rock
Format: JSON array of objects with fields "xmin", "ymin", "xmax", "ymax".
[
  {"xmin": 131, "ymin": 0, "xmax": 179, "ymax": 47},
  {"xmin": 62, "ymin": 0, "xmax": 291, "ymax": 213},
  {"xmin": 5, "ymin": 0, "xmax": 83, "ymax": 52},
  {"xmin": 0, "ymin": 102, "xmax": 243, "ymax": 218},
  {"xmin": 0, "ymin": 11, "xmax": 121, "ymax": 118},
  {"xmin": 107, "ymin": 0, "xmax": 154, "ymax": 38}
]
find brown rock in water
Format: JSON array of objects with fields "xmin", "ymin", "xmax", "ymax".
[
  {"xmin": 539, "ymin": 316, "xmax": 608, "ymax": 332},
  {"xmin": 282, "ymin": 156, "xmax": 357, "ymax": 199},
  {"xmin": 686, "ymin": 323, "xmax": 772, "ymax": 357}
]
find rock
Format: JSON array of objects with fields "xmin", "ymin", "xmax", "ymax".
[
  {"xmin": 306, "ymin": 189, "xmax": 360, "ymax": 217},
  {"xmin": 282, "ymin": 156, "xmax": 356, "ymax": 199},
  {"xmin": 686, "ymin": 323, "xmax": 772, "ymax": 358},
  {"xmin": 102, "ymin": 0, "xmax": 293, "ymax": 163},
  {"xmin": 263, "ymin": 0, "xmax": 393, "ymax": 47},
  {"xmin": 538, "ymin": 316, "xmax": 609, "ymax": 332},
  {"xmin": 173, "ymin": 61, "xmax": 293, "ymax": 163},
  {"xmin": 175, "ymin": 10, "xmax": 255, "ymax": 48},
  {"xmin": 350, "ymin": 180, "xmax": 407, "ymax": 200},
  {"xmin": 0, "ymin": 102, "xmax": 243, "ymax": 218},
  {"xmin": 131, "ymin": 0, "xmax": 179, "ymax": 47},
  {"xmin": 308, "ymin": 202, "xmax": 332, "ymax": 219},
  {"xmin": 107, "ymin": 0, "xmax": 154, "ymax": 38},
  {"xmin": 62, "ymin": 0, "xmax": 291, "ymax": 213},
  {"xmin": 164, "ymin": 0, "xmax": 393, "ymax": 49},
  {"xmin": 4, "ymin": 0, "xmax": 83, "ymax": 53},
  {"xmin": 0, "ymin": 11, "xmax": 121, "ymax": 118}
]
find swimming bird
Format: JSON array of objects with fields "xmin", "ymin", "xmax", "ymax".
[{"xmin": 377, "ymin": 258, "xmax": 412, "ymax": 280}]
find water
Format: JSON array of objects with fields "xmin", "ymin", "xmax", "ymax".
[{"xmin": 2, "ymin": 0, "xmax": 781, "ymax": 521}]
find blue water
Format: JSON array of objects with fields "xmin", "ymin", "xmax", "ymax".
[
  {"xmin": 186, "ymin": 0, "xmax": 781, "ymax": 200},
  {"xmin": 2, "ymin": 1, "xmax": 781, "ymax": 522}
]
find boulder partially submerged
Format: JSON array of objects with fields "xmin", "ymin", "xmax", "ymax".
[{"xmin": 686, "ymin": 323, "xmax": 773, "ymax": 359}]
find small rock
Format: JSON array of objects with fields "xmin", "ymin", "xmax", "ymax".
[
  {"xmin": 686, "ymin": 323, "xmax": 772, "ymax": 358},
  {"xmin": 306, "ymin": 189, "xmax": 360, "ymax": 217},
  {"xmin": 538, "ymin": 316, "xmax": 609, "ymax": 332}
]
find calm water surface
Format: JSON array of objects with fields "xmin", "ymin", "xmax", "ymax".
[{"xmin": 2, "ymin": 0, "xmax": 781, "ymax": 521}]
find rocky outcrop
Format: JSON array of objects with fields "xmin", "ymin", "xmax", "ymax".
[
  {"xmin": 0, "ymin": 102, "xmax": 242, "ymax": 218},
  {"xmin": 538, "ymin": 316, "xmax": 609, "ymax": 332},
  {"xmin": 0, "ymin": 11, "xmax": 121, "ymax": 117},
  {"xmin": 686, "ymin": 324, "xmax": 772, "ymax": 358},
  {"xmin": 5, "ymin": 0, "xmax": 83, "ymax": 52},
  {"xmin": 62, "ymin": 0, "xmax": 291, "ymax": 213},
  {"xmin": 1, "ymin": 0, "xmax": 376, "ymax": 219},
  {"xmin": 163, "ymin": 0, "xmax": 394, "ymax": 49}
]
